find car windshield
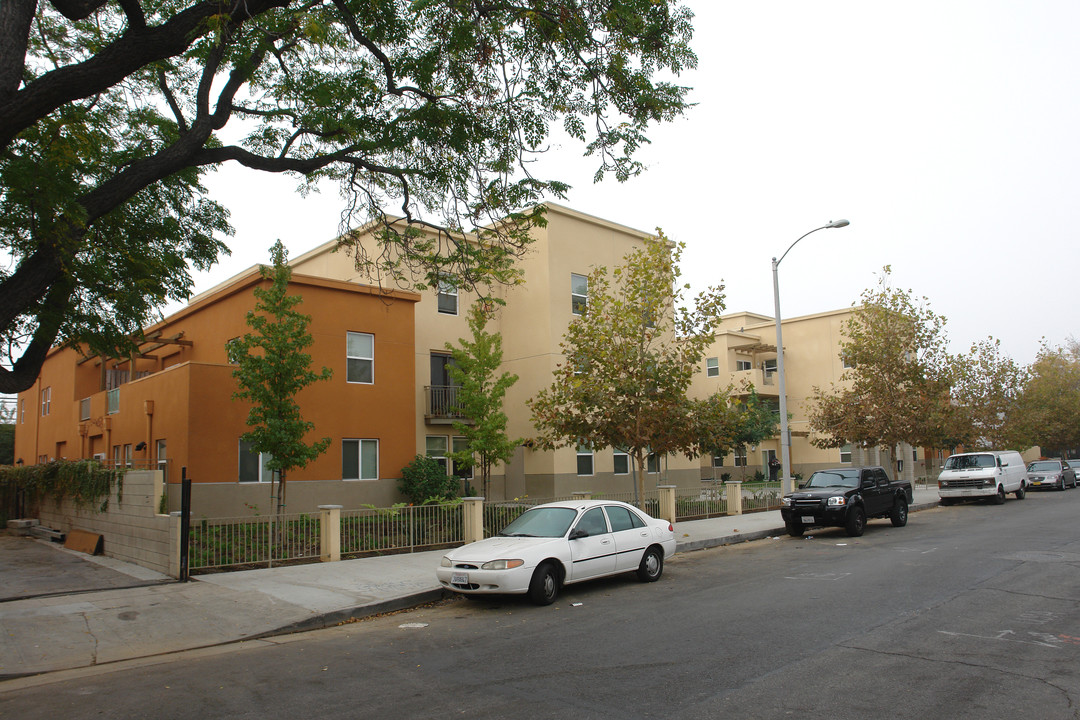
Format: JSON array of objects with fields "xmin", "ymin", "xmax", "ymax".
[
  {"xmin": 498, "ymin": 507, "xmax": 578, "ymax": 538},
  {"xmin": 944, "ymin": 454, "xmax": 996, "ymax": 470},
  {"xmin": 1029, "ymin": 461, "xmax": 1062, "ymax": 472},
  {"xmin": 804, "ymin": 470, "xmax": 860, "ymax": 488}
]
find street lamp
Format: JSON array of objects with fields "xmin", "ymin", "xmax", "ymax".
[{"xmin": 772, "ymin": 219, "xmax": 849, "ymax": 495}]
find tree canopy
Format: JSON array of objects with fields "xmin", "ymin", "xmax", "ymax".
[
  {"xmin": 1010, "ymin": 341, "xmax": 1080, "ymax": 456},
  {"xmin": 529, "ymin": 235, "xmax": 725, "ymax": 506},
  {"xmin": 947, "ymin": 337, "xmax": 1026, "ymax": 451},
  {"xmin": 0, "ymin": 0, "xmax": 696, "ymax": 392},
  {"xmin": 808, "ymin": 267, "xmax": 953, "ymax": 454}
]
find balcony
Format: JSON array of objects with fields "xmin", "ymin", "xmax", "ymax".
[
  {"xmin": 731, "ymin": 368, "xmax": 779, "ymax": 396},
  {"xmin": 425, "ymin": 385, "xmax": 468, "ymax": 425}
]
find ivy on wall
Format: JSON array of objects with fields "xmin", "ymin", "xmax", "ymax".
[{"xmin": 0, "ymin": 460, "xmax": 123, "ymax": 512}]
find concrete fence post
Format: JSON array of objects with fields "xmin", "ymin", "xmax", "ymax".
[
  {"xmin": 318, "ymin": 505, "xmax": 343, "ymax": 562},
  {"xmin": 463, "ymin": 497, "xmax": 484, "ymax": 544},
  {"xmin": 726, "ymin": 481, "xmax": 743, "ymax": 515},
  {"xmin": 658, "ymin": 485, "xmax": 676, "ymax": 525},
  {"xmin": 168, "ymin": 512, "xmax": 181, "ymax": 579}
]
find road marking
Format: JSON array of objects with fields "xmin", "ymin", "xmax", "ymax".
[
  {"xmin": 784, "ymin": 572, "xmax": 851, "ymax": 581},
  {"xmin": 937, "ymin": 629, "xmax": 1062, "ymax": 648}
]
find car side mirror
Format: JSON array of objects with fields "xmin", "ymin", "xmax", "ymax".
[
  {"xmin": 862, "ymin": 481, "xmax": 874, "ymax": 489},
  {"xmin": 569, "ymin": 528, "xmax": 588, "ymax": 540}
]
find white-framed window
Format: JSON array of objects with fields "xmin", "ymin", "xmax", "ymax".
[
  {"xmin": 79, "ymin": 398, "xmax": 91, "ymax": 421},
  {"xmin": 736, "ymin": 359, "xmax": 752, "ymax": 372},
  {"xmin": 711, "ymin": 454, "xmax": 724, "ymax": 468},
  {"xmin": 123, "ymin": 444, "xmax": 133, "ymax": 468},
  {"xmin": 647, "ymin": 452, "xmax": 660, "ymax": 474},
  {"xmin": 733, "ymin": 449, "xmax": 746, "ymax": 467},
  {"xmin": 571, "ymin": 273, "xmax": 588, "ymax": 315},
  {"xmin": 452, "ymin": 436, "xmax": 473, "ymax": 480},
  {"xmin": 840, "ymin": 443, "xmax": 852, "ymax": 464},
  {"xmin": 40, "ymin": 386, "xmax": 51, "ymax": 416},
  {"xmin": 347, "ymin": 331, "xmax": 374, "ymax": 384},
  {"xmin": 238, "ymin": 439, "xmax": 275, "ymax": 483},
  {"xmin": 19, "ymin": 398, "xmax": 25, "ymax": 423},
  {"xmin": 706, "ymin": 357, "xmax": 719, "ymax": 377},
  {"xmin": 843, "ymin": 354, "xmax": 856, "ymax": 369},
  {"xmin": 613, "ymin": 450, "xmax": 629, "ymax": 475},
  {"xmin": 106, "ymin": 388, "xmax": 119, "ymax": 414},
  {"xmin": 577, "ymin": 443, "xmax": 594, "ymax": 476},
  {"xmin": 763, "ymin": 358, "xmax": 777, "ymax": 373},
  {"xmin": 426, "ymin": 435, "xmax": 449, "ymax": 473},
  {"xmin": 156, "ymin": 439, "xmax": 168, "ymax": 484},
  {"xmin": 437, "ymin": 280, "xmax": 458, "ymax": 315},
  {"xmin": 343, "ymin": 438, "xmax": 379, "ymax": 480}
]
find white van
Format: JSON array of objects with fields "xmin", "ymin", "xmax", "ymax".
[{"xmin": 937, "ymin": 451, "xmax": 1027, "ymax": 504}]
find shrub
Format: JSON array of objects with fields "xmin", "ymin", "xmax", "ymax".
[{"xmin": 398, "ymin": 455, "xmax": 459, "ymax": 504}]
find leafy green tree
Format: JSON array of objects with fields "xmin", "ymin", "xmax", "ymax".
[
  {"xmin": 529, "ymin": 235, "xmax": 726, "ymax": 507},
  {"xmin": 397, "ymin": 455, "xmax": 458, "ymax": 505},
  {"xmin": 446, "ymin": 303, "xmax": 520, "ymax": 499},
  {"xmin": 808, "ymin": 267, "xmax": 953, "ymax": 457},
  {"xmin": 947, "ymin": 337, "xmax": 1026, "ymax": 451},
  {"xmin": 1010, "ymin": 341, "xmax": 1080, "ymax": 456},
  {"xmin": 228, "ymin": 241, "xmax": 332, "ymax": 516},
  {"xmin": 0, "ymin": 0, "xmax": 696, "ymax": 393},
  {"xmin": 693, "ymin": 386, "xmax": 779, "ymax": 479}
]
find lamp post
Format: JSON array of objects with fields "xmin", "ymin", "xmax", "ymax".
[{"xmin": 772, "ymin": 219, "xmax": 849, "ymax": 495}]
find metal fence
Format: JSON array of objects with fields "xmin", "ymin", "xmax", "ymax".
[
  {"xmin": 341, "ymin": 503, "xmax": 463, "ymax": 557},
  {"xmin": 188, "ymin": 512, "xmax": 320, "ymax": 570},
  {"xmin": 741, "ymin": 481, "xmax": 783, "ymax": 512},
  {"xmin": 673, "ymin": 485, "xmax": 729, "ymax": 520}
]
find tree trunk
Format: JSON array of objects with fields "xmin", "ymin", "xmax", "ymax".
[{"xmin": 633, "ymin": 450, "xmax": 647, "ymax": 511}]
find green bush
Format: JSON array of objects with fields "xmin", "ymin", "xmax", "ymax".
[{"xmin": 397, "ymin": 455, "xmax": 459, "ymax": 504}]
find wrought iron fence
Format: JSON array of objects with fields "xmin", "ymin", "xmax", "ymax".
[
  {"xmin": 341, "ymin": 502, "xmax": 463, "ymax": 557},
  {"xmin": 673, "ymin": 485, "xmax": 728, "ymax": 520},
  {"xmin": 188, "ymin": 512, "xmax": 320, "ymax": 570},
  {"xmin": 741, "ymin": 481, "xmax": 783, "ymax": 512}
]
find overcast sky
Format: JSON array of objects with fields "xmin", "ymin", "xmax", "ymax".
[{"xmin": 194, "ymin": 0, "xmax": 1079, "ymax": 366}]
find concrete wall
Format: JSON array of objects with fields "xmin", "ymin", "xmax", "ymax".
[{"xmin": 31, "ymin": 470, "xmax": 171, "ymax": 575}]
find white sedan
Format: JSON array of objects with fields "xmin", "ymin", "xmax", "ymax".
[{"xmin": 436, "ymin": 499, "xmax": 676, "ymax": 605}]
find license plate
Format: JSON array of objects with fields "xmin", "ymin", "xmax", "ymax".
[
  {"xmin": 451, "ymin": 572, "xmax": 469, "ymax": 585},
  {"xmin": 801, "ymin": 515, "xmax": 815, "ymax": 524}
]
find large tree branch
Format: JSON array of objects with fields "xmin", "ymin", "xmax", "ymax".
[
  {"xmin": 0, "ymin": 0, "xmax": 36, "ymax": 104},
  {"xmin": 0, "ymin": 0, "xmax": 291, "ymax": 150},
  {"xmin": 0, "ymin": 275, "xmax": 73, "ymax": 394}
]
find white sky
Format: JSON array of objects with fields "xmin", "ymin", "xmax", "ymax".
[{"xmin": 193, "ymin": 0, "xmax": 1080, "ymax": 366}]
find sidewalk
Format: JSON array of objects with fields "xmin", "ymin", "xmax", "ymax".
[{"xmin": 0, "ymin": 487, "xmax": 941, "ymax": 682}]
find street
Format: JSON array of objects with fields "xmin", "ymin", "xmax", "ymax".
[{"xmin": 3, "ymin": 491, "xmax": 1080, "ymax": 719}]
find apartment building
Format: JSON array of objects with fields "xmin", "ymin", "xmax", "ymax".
[{"xmin": 13, "ymin": 270, "xmax": 420, "ymax": 516}]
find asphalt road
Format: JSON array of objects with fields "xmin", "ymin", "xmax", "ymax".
[{"xmin": 3, "ymin": 490, "xmax": 1080, "ymax": 719}]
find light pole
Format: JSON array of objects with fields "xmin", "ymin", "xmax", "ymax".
[{"xmin": 772, "ymin": 219, "xmax": 849, "ymax": 495}]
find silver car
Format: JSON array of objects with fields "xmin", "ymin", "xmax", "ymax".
[{"xmin": 1026, "ymin": 459, "xmax": 1077, "ymax": 491}]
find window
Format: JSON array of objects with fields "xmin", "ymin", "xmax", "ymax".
[
  {"xmin": 577, "ymin": 443, "xmax": 594, "ymax": 476},
  {"xmin": 346, "ymin": 332, "xmax": 374, "ymax": 384},
  {"xmin": 343, "ymin": 439, "xmax": 379, "ymax": 480},
  {"xmin": 571, "ymin": 273, "xmax": 588, "ymax": 315},
  {"xmin": 426, "ymin": 435, "xmax": 449, "ymax": 473},
  {"xmin": 913, "ymin": 448, "xmax": 918, "ymax": 461},
  {"xmin": 575, "ymin": 507, "xmax": 608, "ymax": 536},
  {"xmin": 40, "ymin": 386, "xmax": 51, "ymax": 416},
  {"xmin": 706, "ymin": 357, "xmax": 719, "ymax": 377},
  {"xmin": 156, "ymin": 439, "xmax": 168, "ymax": 484},
  {"xmin": 238, "ymin": 440, "xmax": 275, "ymax": 482},
  {"xmin": 613, "ymin": 450, "xmax": 629, "ymax": 475},
  {"xmin": 452, "ymin": 436, "xmax": 473, "ymax": 480},
  {"xmin": 123, "ymin": 444, "xmax": 133, "ymax": 468},
  {"xmin": 112, "ymin": 445, "xmax": 122, "ymax": 466},
  {"xmin": 840, "ymin": 443, "xmax": 852, "ymax": 464},
  {"xmin": 711, "ymin": 454, "xmax": 724, "ymax": 468},
  {"xmin": 604, "ymin": 505, "xmax": 638, "ymax": 533},
  {"xmin": 107, "ymin": 388, "xmax": 119, "ymax": 414},
  {"xmin": 733, "ymin": 449, "xmax": 746, "ymax": 467},
  {"xmin": 736, "ymin": 359, "xmax": 752, "ymax": 372},
  {"xmin": 437, "ymin": 280, "xmax": 458, "ymax": 315},
  {"xmin": 19, "ymin": 398, "xmax": 25, "ymax": 423},
  {"xmin": 79, "ymin": 398, "xmax": 91, "ymax": 421},
  {"xmin": 762, "ymin": 358, "xmax": 777, "ymax": 373},
  {"xmin": 647, "ymin": 452, "xmax": 660, "ymax": 474},
  {"xmin": 843, "ymin": 354, "xmax": 856, "ymax": 369}
]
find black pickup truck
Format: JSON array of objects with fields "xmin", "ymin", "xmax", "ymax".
[{"xmin": 780, "ymin": 466, "xmax": 913, "ymax": 537}]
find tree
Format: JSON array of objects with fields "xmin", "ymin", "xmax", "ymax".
[
  {"xmin": 529, "ymin": 235, "xmax": 725, "ymax": 507},
  {"xmin": 228, "ymin": 240, "xmax": 332, "ymax": 516},
  {"xmin": 0, "ymin": 0, "xmax": 696, "ymax": 393},
  {"xmin": 446, "ymin": 303, "xmax": 520, "ymax": 499},
  {"xmin": 693, "ymin": 386, "xmax": 779, "ymax": 479},
  {"xmin": 1010, "ymin": 341, "xmax": 1080, "ymax": 456},
  {"xmin": 947, "ymin": 337, "xmax": 1026, "ymax": 451},
  {"xmin": 808, "ymin": 267, "xmax": 953, "ymax": 457}
]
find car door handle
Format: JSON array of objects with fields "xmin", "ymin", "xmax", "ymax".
[{"xmin": 601, "ymin": 539, "xmax": 612, "ymax": 545}]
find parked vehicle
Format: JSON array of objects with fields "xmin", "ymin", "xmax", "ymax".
[
  {"xmin": 1027, "ymin": 459, "xmax": 1077, "ymax": 491},
  {"xmin": 436, "ymin": 500, "xmax": 676, "ymax": 605},
  {"xmin": 780, "ymin": 466, "xmax": 913, "ymax": 538},
  {"xmin": 937, "ymin": 450, "xmax": 1027, "ymax": 505}
]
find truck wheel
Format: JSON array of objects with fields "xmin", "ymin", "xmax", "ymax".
[
  {"xmin": 1015, "ymin": 483, "xmax": 1026, "ymax": 500},
  {"xmin": 845, "ymin": 506, "xmax": 866, "ymax": 537},
  {"xmin": 993, "ymin": 486, "xmax": 1006, "ymax": 504},
  {"xmin": 890, "ymin": 497, "xmax": 908, "ymax": 527},
  {"xmin": 785, "ymin": 521, "xmax": 805, "ymax": 537},
  {"xmin": 940, "ymin": 497, "xmax": 954, "ymax": 506}
]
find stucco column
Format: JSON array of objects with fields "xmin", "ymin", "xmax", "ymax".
[
  {"xmin": 658, "ymin": 485, "xmax": 676, "ymax": 525},
  {"xmin": 463, "ymin": 497, "xmax": 484, "ymax": 544},
  {"xmin": 318, "ymin": 505, "xmax": 342, "ymax": 562},
  {"xmin": 726, "ymin": 481, "xmax": 743, "ymax": 516}
]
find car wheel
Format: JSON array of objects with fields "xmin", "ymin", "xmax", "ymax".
[
  {"xmin": 528, "ymin": 562, "xmax": 560, "ymax": 606},
  {"xmin": 785, "ymin": 521, "xmax": 805, "ymax": 537},
  {"xmin": 636, "ymin": 546, "xmax": 664, "ymax": 582},
  {"xmin": 1015, "ymin": 483, "xmax": 1026, "ymax": 500},
  {"xmin": 890, "ymin": 497, "xmax": 908, "ymax": 527},
  {"xmin": 1059, "ymin": 478, "xmax": 1066, "ymax": 491},
  {"xmin": 940, "ymin": 497, "xmax": 955, "ymax": 506},
  {"xmin": 994, "ymin": 486, "xmax": 1006, "ymax": 504},
  {"xmin": 845, "ymin": 506, "xmax": 866, "ymax": 537}
]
